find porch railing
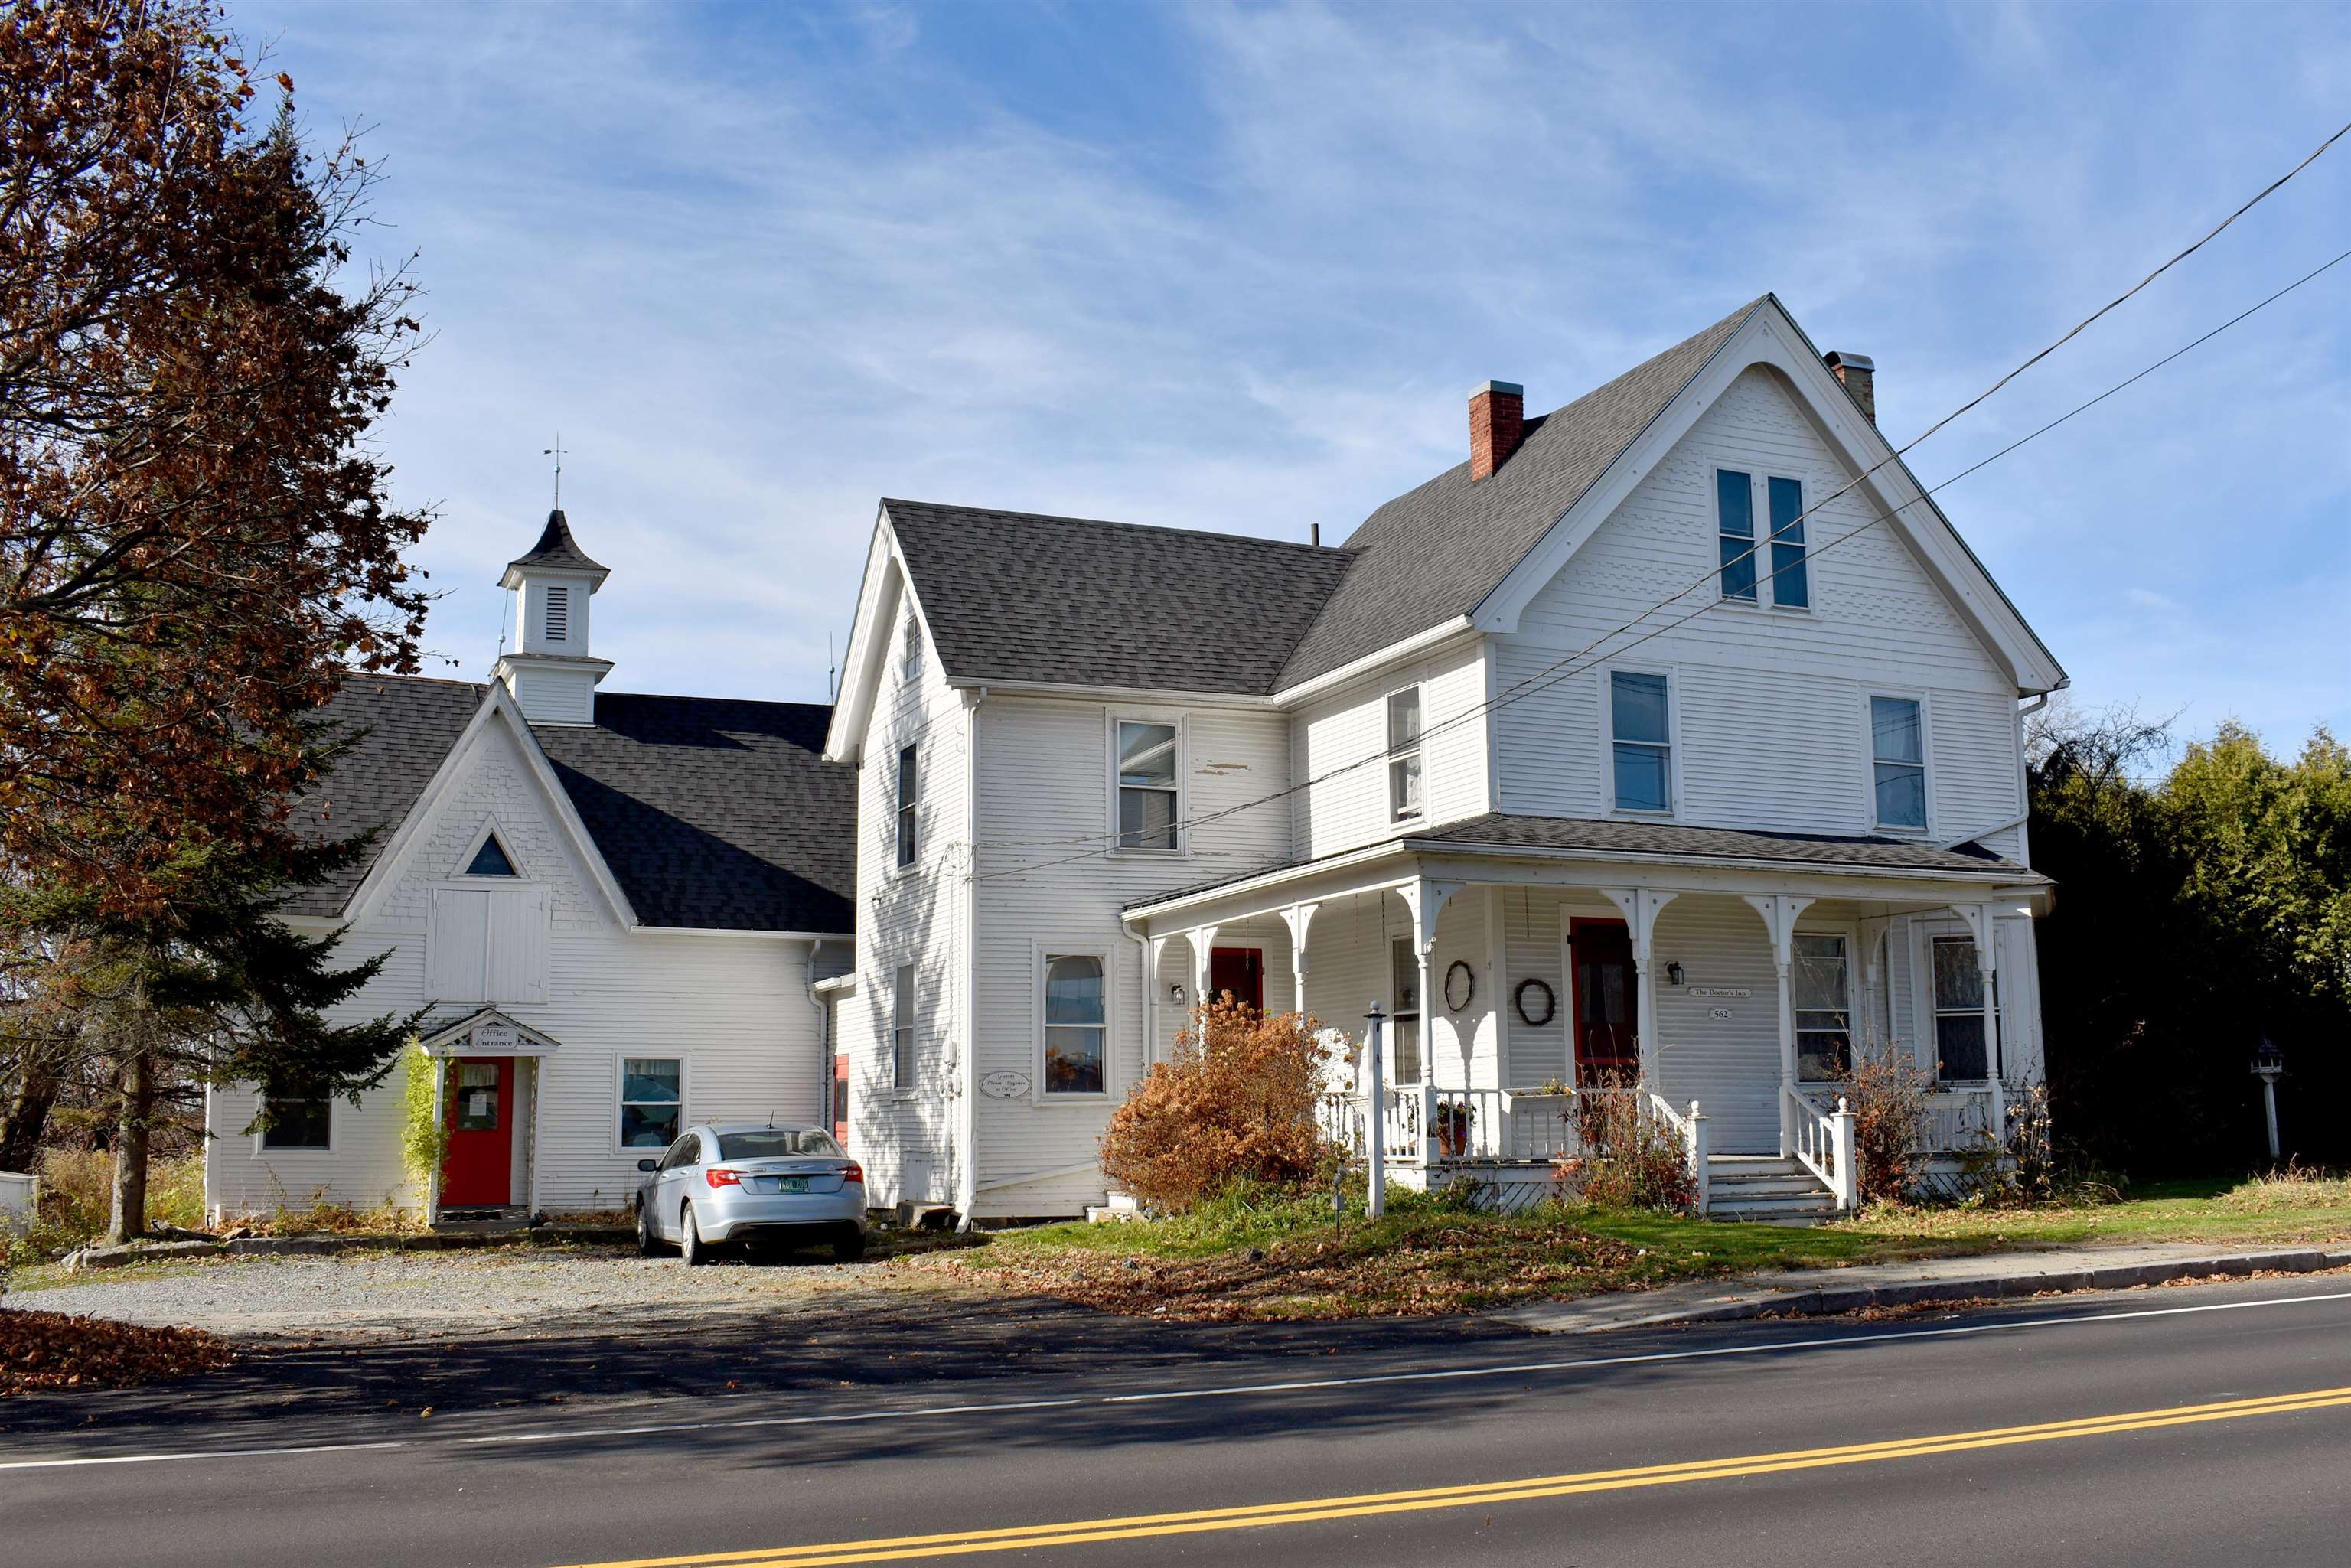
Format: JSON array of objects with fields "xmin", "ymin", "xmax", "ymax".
[
  {"xmin": 1922, "ymin": 1086, "xmax": 1997, "ymax": 1153},
  {"xmin": 1319, "ymin": 1085, "xmax": 1593, "ymax": 1168},
  {"xmin": 1785, "ymin": 1084, "xmax": 1858, "ymax": 1211}
]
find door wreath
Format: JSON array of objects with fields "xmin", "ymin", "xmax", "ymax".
[
  {"xmin": 1514, "ymin": 976, "xmax": 1556, "ymax": 1027},
  {"xmin": 1443, "ymin": 960, "xmax": 1475, "ymax": 1012}
]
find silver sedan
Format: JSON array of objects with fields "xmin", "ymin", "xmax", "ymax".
[{"xmin": 632, "ymin": 1123, "xmax": 869, "ymax": 1264}]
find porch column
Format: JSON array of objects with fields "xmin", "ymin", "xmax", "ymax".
[
  {"xmin": 1147, "ymin": 935, "xmax": 1174, "ymax": 1064},
  {"xmin": 1601, "ymin": 888, "xmax": 1679, "ymax": 1085},
  {"xmin": 422, "ymin": 1045, "xmax": 445, "ymax": 1227},
  {"xmin": 1189, "ymin": 924, "xmax": 1219, "ymax": 1011},
  {"xmin": 1280, "ymin": 902, "xmax": 1320, "ymax": 1017},
  {"xmin": 1950, "ymin": 903, "xmax": 2005, "ymax": 1140},
  {"xmin": 1743, "ymin": 894, "xmax": 1815, "ymax": 1159},
  {"xmin": 1397, "ymin": 879, "xmax": 1463, "ymax": 1087},
  {"xmin": 1859, "ymin": 915, "xmax": 1891, "ymax": 1054}
]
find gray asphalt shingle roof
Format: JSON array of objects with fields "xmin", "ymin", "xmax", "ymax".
[
  {"xmin": 1274, "ymin": 297, "xmax": 1765, "ymax": 687},
  {"xmin": 884, "ymin": 499, "xmax": 1354, "ymax": 695},
  {"xmin": 504, "ymin": 509, "xmax": 608, "ymax": 578},
  {"xmin": 1408, "ymin": 812, "xmax": 2046, "ymax": 879},
  {"xmin": 285, "ymin": 676, "xmax": 855, "ymax": 933}
]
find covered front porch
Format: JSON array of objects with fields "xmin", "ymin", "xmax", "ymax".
[{"xmin": 1123, "ymin": 821, "xmax": 2048, "ymax": 1218}]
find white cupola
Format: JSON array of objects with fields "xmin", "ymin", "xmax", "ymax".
[{"xmin": 491, "ymin": 509, "xmax": 614, "ymax": 725}]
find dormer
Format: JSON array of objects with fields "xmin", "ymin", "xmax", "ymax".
[{"xmin": 493, "ymin": 509, "xmax": 615, "ymax": 725}]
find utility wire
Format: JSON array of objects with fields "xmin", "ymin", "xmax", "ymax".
[
  {"xmin": 965, "ymin": 119, "xmax": 2350, "ymax": 868},
  {"xmin": 971, "ymin": 239, "xmax": 2351, "ymax": 885}
]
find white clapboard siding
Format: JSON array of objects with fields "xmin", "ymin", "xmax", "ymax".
[
  {"xmin": 1647, "ymin": 898, "xmax": 1785, "ymax": 1154},
  {"xmin": 1293, "ymin": 638, "xmax": 1489, "ymax": 859},
  {"xmin": 426, "ymin": 886, "xmax": 552, "ymax": 1005},
  {"xmin": 1493, "ymin": 366, "xmax": 2020, "ymax": 838},
  {"xmin": 967, "ymin": 693, "xmax": 1293, "ymax": 1217}
]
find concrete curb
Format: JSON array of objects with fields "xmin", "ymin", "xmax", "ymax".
[
  {"xmin": 1665, "ymin": 1247, "xmax": 2351, "ymax": 1327},
  {"xmin": 61, "ymin": 1225, "xmax": 634, "ymax": 1271}
]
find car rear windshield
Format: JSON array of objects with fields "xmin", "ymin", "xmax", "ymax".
[{"xmin": 716, "ymin": 1130, "xmax": 842, "ymax": 1160}]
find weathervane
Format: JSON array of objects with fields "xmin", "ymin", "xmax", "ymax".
[{"xmin": 542, "ymin": 433, "xmax": 566, "ymax": 508}]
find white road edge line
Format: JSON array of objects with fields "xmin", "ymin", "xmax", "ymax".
[{"xmin": 5, "ymin": 1286, "xmax": 2349, "ymax": 1473}]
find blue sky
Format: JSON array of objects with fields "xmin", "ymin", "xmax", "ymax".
[{"xmin": 236, "ymin": 1, "xmax": 2349, "ymax": 753}]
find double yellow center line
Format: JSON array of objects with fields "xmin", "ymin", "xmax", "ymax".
[{"xmin": 553, "ymin": 1383, "xmax": 2351, "ymax": 1568}]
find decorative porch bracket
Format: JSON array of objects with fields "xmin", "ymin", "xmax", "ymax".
[
  {"xmin": 1147, "ymin": 934, "xmax": 1176, "ymax": 1064},
  {"xmin": 1189, "ymin": 924, "xmax": 1220, "ymax": 1011},
  {"xmin": 1742, "ymin": 893, "xmax": 1816, "ymax": 1159},
  {"xmin": 1600, "ymin": 888, "xmax": 1680, "ymax": 1084},
  {"xmin": 1280, "ymin": 901, "xmax": 1320, "ymax": 1016},
  {"xmin": 1947, "ymin": 901, "xmax": 2007, "ymax": 1143}
]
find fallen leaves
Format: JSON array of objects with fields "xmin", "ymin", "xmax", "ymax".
[{"xmin": 1, "ymin": 1309, "xmax": 234, "ymax": 1396}]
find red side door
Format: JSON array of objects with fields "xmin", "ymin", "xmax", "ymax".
[
  {"xmin": 832, "ymin": 1051, "xmax": 849, "ymax": 1146},
  {"xmin": 441, "ymin": 1056, "xmax": 514, "ymax": 1207},
  {"xmin": 1208, "ymin": 947, "xmax": 1265, "ymax": 1012},
  {"xmin": 1569, "ymin": 919, "xmax": 1639, "ymax": 1086}
]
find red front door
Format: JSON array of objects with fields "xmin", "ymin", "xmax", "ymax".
[
  {"xmin": 1569, "ymin": 919, "xmax": 1639, "ymax": 1086},
  {"xmin": 1208, "ymin": 947, "xmax": 1264, "ymax": 1012},
  {"xmin": 441, "ymin": 1056, "xmax": 514, "ymax": 1207}
]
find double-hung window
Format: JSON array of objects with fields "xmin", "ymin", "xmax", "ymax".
[
  {"xmin": 1870, "ymin": 696, "xmax": 1927, "ymax": 830},
  {"xmin": 1716, "ymin": 470, "xmax": 1756, "ymax": 601},
  {"xmin": 892, "ymin": 963, "xmax": 917, "ymax": 1090},
  {"xmin": 1768, "ymin": 476, "xmax": 1809, "ymax": 609},
  {"xmin": 1609, "ymin": 671, "xmax": 1672, "ymax": 813},
  {"xmin": 895, "ymin": 745, "xmax": 918, "ymax": 867},
  {"xmin": 1043, "ymin": 954, "xmax": 1107, "ymax": 1095},
  {"xmin": 1387, "ymin": 936, "xmax": 1423, "ymax": 1084},
  {"xmin": 620, "ymin": 1058, "xmax": 682, "ymax": 1149},
  {"xmin": 1792, "ymin": 934, "xmax": 1852, "ymax": 1080},
  {"xmin": 1387, "ymin": 686, "xmax": 1423, "ymax": 821},
  {"xmin": 1929, "ymin": 937, "xmax": 1989, "ymax": 1081},
  {"xmin": 1116, "ymin": 721, "xmax": 1179, "ymax": 850}
]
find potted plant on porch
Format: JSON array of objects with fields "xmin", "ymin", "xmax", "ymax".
[{"xmin": 1436, "ymin": 1097, "xmax": 1476, "ymax": 1159}]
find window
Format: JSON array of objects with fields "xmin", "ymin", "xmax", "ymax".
[
  {"xmin": 892, "ymin": 963, "xmax": 917, "ymax": 1089},
  {"xmin": 1716, "ymin": 469, "xmax": 1757, "ymax": 601},
  {"xmin": 1610, "ymin": 671, "xmax": 1672, "ymax": 813},
  {"xmin": 1115, "ymin": 721, "xmax": 1179, "ymax": 850},
  {"xmin": 1768, "ymin": 476, "xmax": 1808, "ymax": 609},
  {"xmin": 1871, "ymin": 696, "xmax": 1927, "ymax": 830},
  {"xmin": 1387, "ymin": 936, "xmax": 1423, "ymax": 1084},
  {"xmin": 620, "ymin": 1058, "xmax": 682, "ymax": 1148},
  {"xmin": 1792, "ymin": 934, "xmax": 1852, "ymax": 1080},
  {"xmin": 464, "ymin": 833, "xmax": 518, "ymax": 877},
  {"xmin": 1930, "ymin": 937, "xmax": 1989, "ymax": 1081},
  {"xmin": 895, "ymin": 745, "xmax": 918, "ymax": 867},
  {"xmin": 716, "ymin": 1129, "xmax": 841, "ymax": 1160},
  {"xmin": 1387, "ymin": 687, "xmax": 1423, "ymax": 821},
  {"xmin": 902, "ymin": 614, "xmax": 922, "ymax": 682},
  {"xmin": 453, "ymin": 1061, "xmax": 501, "ymax": 1130},
  {"xmin": 543, "ymin": 583, "xmax": 569, "ymax": 642},
  {"xmin": 657, "ymin": 1132, "xmax": 703, "ymax": 1171},
  {"xmin": 1043, "ymin": 954, "xmax": 1107, "ymax": 1095},
  {"xmin": 260, "ymin": 1092, "xmax": 330, "ymax": 1151}
]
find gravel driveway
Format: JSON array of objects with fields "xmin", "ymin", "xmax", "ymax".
[{"xmin": 5, "ymin": 1246, "xmax": 959, "ymax": 1341}]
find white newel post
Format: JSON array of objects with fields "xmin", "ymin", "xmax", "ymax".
[
  {"xmin": 1420, "ymin": 1081, "xmax": 1442, "ymax": 1169},
  {"xmin": 1831, "ymin": 1097, "xmax": 1858, "ymax": 1210},
  {"xmin": 1685, "ymin": 1100, "xmax": 1710, "ymax": 1211},
  {"xmin": 1742, "ymin": 895, "xmax": 1815, "ymax": 1159},
  {"xmin": 1364, "ymin": 1002, "xmax": 1387, "ymax": 1219}
]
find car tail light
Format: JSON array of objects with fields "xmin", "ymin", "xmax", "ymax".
[
  {"xmin": 705, "ymin": 1167, "xmax": 743, "ymax": 1189},
  {"xmin": 839, "ymin": 1162, "xmax": 865, "ymax": 1186}
]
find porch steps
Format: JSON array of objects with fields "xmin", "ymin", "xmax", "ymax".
[{"xmin": 1704, "ymin": 1157, "xmax": 1840, "ymax": 1227}]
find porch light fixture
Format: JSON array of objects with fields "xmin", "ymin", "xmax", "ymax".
[
  {"xmin": 1665, "ymin": 962, "xmax": 1685, "ymax": 987},
  {"xmin": 1166, "ymin": 981, "xmax": 1185, "ymax": 1005},
  {"xmin": 2252, "ymin": 1037, "xmax": 2284, "ymax": 1162}
]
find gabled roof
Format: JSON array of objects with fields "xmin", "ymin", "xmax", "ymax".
[
  {"xmin": 286, "ymin": 676, "xmax": 854, "ymax": 934},
  {"xmin": 501, "ymin": 508, "xmax": 609, "ymax": 586},
  {"xmin": 1275, "ymin": 297, "xmax": 1765, "ymax": 687},
  {"xmin": 884, "ymin": 498, "xmax": 1353, "ymax": 695}
]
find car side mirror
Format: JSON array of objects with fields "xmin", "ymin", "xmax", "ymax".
[{"xmin": 637, "ymin": 1159, "xmax": 658, "ymax": 1172}]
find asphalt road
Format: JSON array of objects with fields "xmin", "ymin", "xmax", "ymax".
[{"xmin": 8, "ymin": 1277, "xmax": 2351, "ymax": 1567}]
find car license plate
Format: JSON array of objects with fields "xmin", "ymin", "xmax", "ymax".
[{"xmin": 778, "ymin": 1175, "xmax": 808, "ymax": 1194}]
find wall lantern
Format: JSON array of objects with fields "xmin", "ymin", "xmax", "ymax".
[
  {"xmin": 1166, "ymin": 981, "xmax": 1186, "ymax": 1006},
  {"xmin": 1665, "ymin": 962, "xmax": 1685, "ymax": 987}
]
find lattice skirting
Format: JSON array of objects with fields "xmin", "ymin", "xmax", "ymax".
[{"xmin": 1427, "ymin": 1165, "xmax": 1560, "ymax": 1214}]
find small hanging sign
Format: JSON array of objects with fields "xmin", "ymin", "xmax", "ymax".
[
  {"xmin": 472, "ymin": 1019, "xmax": 520, "ymax": 1054},
  {"xmin": 979, "ymin": 1071, "xmax": 1032, "ymax": 1100}
]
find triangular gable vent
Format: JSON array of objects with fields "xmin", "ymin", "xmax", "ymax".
[{"xmin": 465, "ymin": 835, "xmax": 519, "ymax": 877}]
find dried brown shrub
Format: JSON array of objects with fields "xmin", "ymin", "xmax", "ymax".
[
  {"xmin": 1098, "ymin": 998, "xmax": 1330, "ymax": 1213},
  {"xmin": 1848, "ymin": 1042, "xmax": 1932, "ymax": 1205},
  {"xmin": 1550, "ymin": 1078, "xmax": 1697, "ymax": 1214}
]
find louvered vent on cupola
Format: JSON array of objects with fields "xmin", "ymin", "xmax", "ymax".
[{"xmin": 543, "ymin": 584, "xmax": 570, "ymax": 642}]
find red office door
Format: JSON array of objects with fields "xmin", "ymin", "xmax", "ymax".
[
  {"xmin": 440, "ymin": 1057, "xmax": 514, "ymax": 1207},
  {"xmin": 832, "ymin": 1051, "xmax": 849, "ymax": 1146},
  {"xmin": 1208, "ymin": 947, "xmax": 1264, "ymax": 1012},
  {"xmin": 1570, "ymin": 920, "xmax": 1639, "ymax": 1086}
]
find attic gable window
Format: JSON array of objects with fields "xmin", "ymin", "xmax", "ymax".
[
  {"xmin": 465, "ymin": 834, "xmax": 519, "ymax": 877},
  {"xmin": 902, "ymin": 614, "xmax": 922, "ymax": 683},
  {"xmin": 895, "ymin": 745, "xmax": 919, "ymax": 868},
  {"xmin": 1716, "ymin": 469, "xmax": 1757, "ymax": 601},
  {"xmin": 1768, "ymin": 476, "xmax": 1809, "ymax": 610}
]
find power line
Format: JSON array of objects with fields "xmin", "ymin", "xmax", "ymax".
[
  {"xmin": 967, "ymin": 119, "xmax": 2348, "ymax": 868},
  {"xmin": 971, "ymin": 239, "xmax": 2351, "ymax": 885}
]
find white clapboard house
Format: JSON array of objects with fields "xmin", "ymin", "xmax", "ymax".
[
  {"xmin": 823, "ymin": 294, "xmax": 2062, "ymax": 1224},
  {"xmin": 204, "ymin": 513, "xmax": 856, "ymax": 1221}
]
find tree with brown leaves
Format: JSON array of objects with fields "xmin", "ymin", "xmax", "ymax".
[{"xmin": 0, "ymin": 0, "xmax": 431, "ymax": 912}]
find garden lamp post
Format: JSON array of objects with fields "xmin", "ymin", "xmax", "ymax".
[
  {"xmin": 1363, "ymin": 1001, "xmax": 1387, "ymax": 1220},
  {"xmin": 2252, "ymin": 1037, "xmax": 2284, "ymax": 1164}
]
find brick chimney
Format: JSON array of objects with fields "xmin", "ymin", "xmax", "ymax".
[
  {"xmin": 1824, "ymin": 351, "xmax": 1876, "ymax": 423},
  {"xmin": 1469, "ymin": 380, "xmax": 1524, "ymax": 481}
]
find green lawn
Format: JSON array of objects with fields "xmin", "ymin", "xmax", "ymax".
[{"xmin": 948, "ymin": 1171, "xmax": 2351, "ymax": 1321}]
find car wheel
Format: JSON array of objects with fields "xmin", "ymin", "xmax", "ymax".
[
  {"xmin": 680, "ymin": 1202, "xmax": 712, "ymax": 1266},
  {"xmin": 832, "ymin": 1224, "xmax": 866, "ymax": 1263},
  {"xmin": 636, "ymin": 1199, "xmax": 661, "ymax": 1257}
]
